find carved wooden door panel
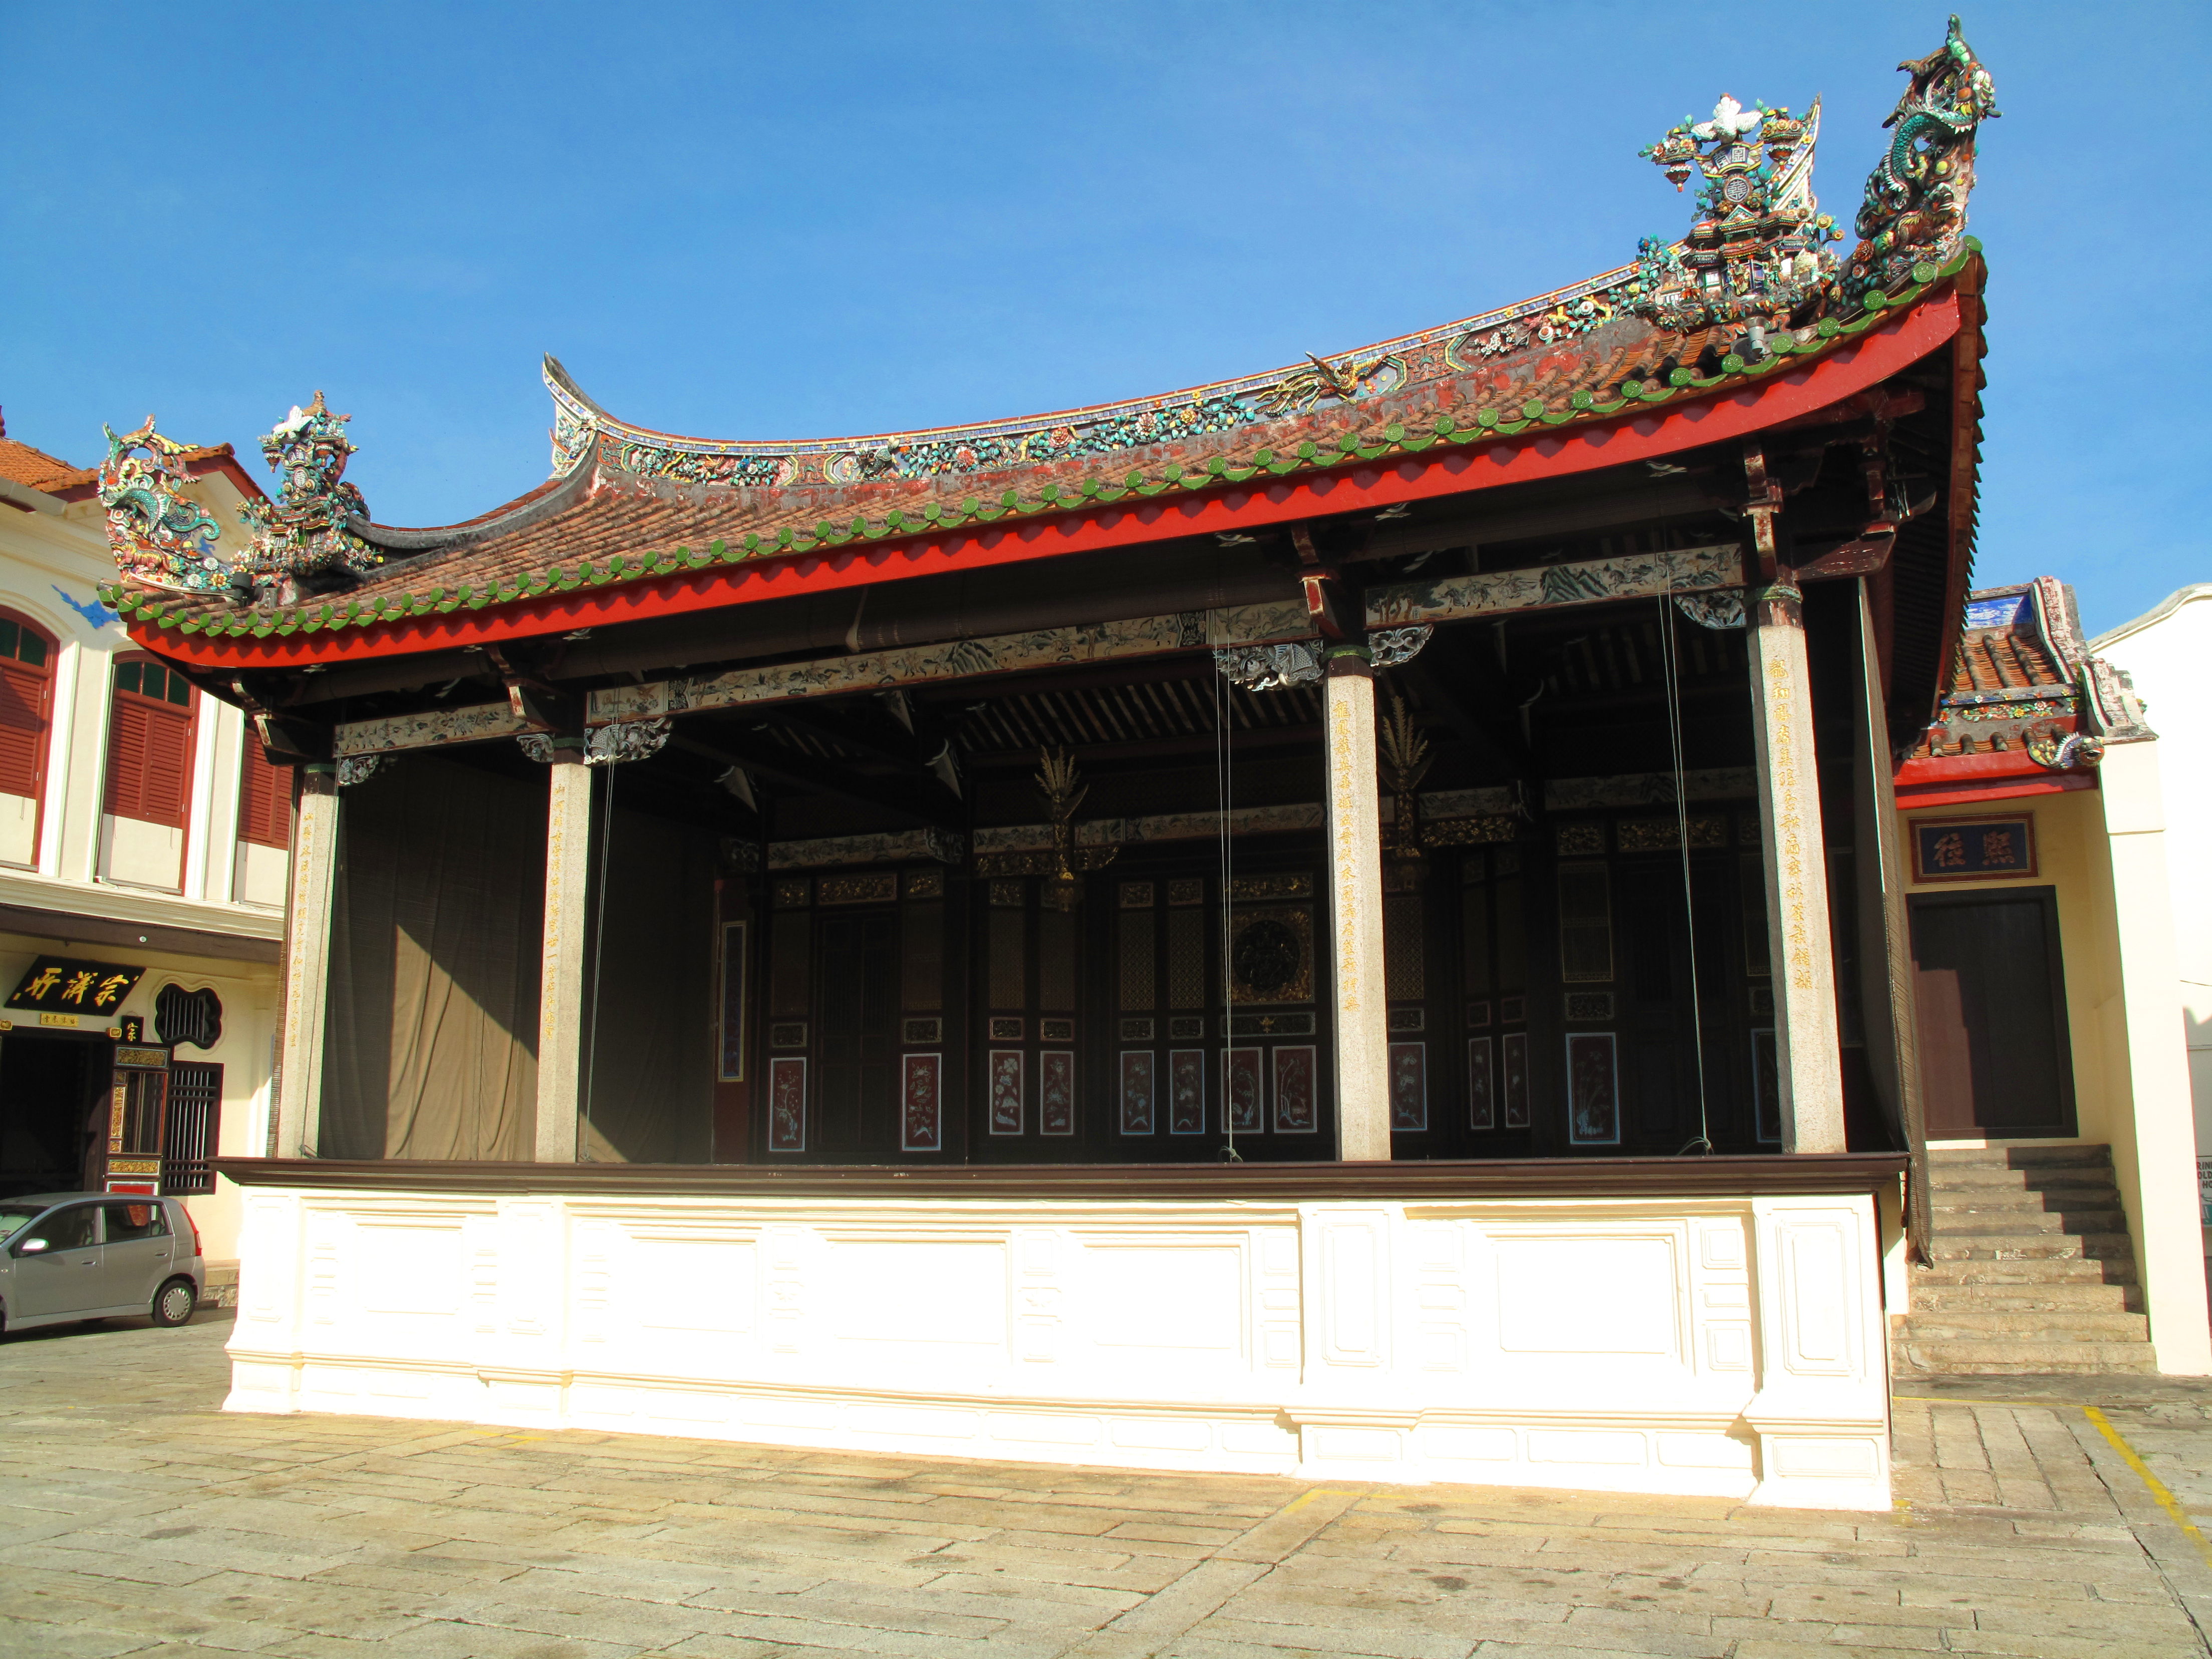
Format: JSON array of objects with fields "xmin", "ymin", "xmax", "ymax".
[{"xmin": 1910, "ymin": 887, "xmax": 2076, "ymax": 1138}]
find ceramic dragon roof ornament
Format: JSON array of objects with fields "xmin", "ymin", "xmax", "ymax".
[
  {"xmin": 1626, "ymin": 17, "xmax": 1996, "ymax": 343},
  {"xmin": 97, "ymin": 418, "xmax": 231, "ymax": 595},
  {"xmin": 1628, "ymin": 94, "xmax": 1838, "ymax": 338},
  {"xmin": 237, "ymin": 391, "xmax": 382, "ymax": 599},
  {"xmin": 1842, "ymin": 14, "xmax": 1998, "ymax": 310}
]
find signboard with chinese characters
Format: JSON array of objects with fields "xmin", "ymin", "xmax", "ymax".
[
  {"xmin": 1911, "ymin": 815, "xmax": 2037, "ymax": 883},
  {"xmin": 5, "ymin": 956, "xmax": 143, "ymax": 1015}
]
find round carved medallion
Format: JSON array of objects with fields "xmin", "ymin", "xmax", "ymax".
[{"xmin": 1232, "ymin": 919, "xmax": 1301, "ymax": 998}]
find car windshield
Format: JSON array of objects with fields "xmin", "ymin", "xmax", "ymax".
[{"xmin": 0, "ymin": 1207, "xmax": 50, "ymax": 1243}]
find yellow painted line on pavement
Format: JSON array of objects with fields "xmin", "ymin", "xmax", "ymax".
[
  {"xmin": 1278, "ymin": 1486, "xmax": 1358, "ymax": 1514},
  {"xmin": 2081, "ymin": 1405, "xmax": 2212, "ymax": 1571}
]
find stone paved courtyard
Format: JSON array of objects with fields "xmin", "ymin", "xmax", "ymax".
[{"xmin": 5, "ymin": 1315, "xmax": 2212, "ymax": 1657}]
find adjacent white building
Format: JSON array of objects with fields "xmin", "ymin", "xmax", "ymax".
[
  {"xmin": 0, "ymin": 415, "xmax": 290, "ymax": 1295},
  {"xmin": 2095, "ymin": 585, "xmax": 2212, "ymax": 1259}
]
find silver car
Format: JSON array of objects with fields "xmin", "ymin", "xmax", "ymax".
[{"xmin": 0, "ymin": 1193, "xmax": 204, "ymax": 1335}]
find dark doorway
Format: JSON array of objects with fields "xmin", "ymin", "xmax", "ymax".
[
  {"xmin": 815, "ymin": 910, "xmax": 899, "ymax": 1159},
  {"xmin": 1909, "ymin": 886, "xmax": 2076, "ymax": 1138},
  {"xmin": 0, "ymin": 1032, "xmax": 112, "ymax": 1196}
]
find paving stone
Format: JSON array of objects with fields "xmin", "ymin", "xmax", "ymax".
[{"xmin": 12, "ymin": 1318, "xmax": 2212, "ymax": 1658}]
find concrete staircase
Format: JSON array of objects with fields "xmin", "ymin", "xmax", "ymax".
[{"xmin": 1890, "ymin": 1145, "xmax": 2158, "ymax": 1376}]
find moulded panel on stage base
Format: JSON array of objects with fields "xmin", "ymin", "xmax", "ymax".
[{"xmin": 220, "ymin": 1174, "xmax": 1893, "ymax": 1508}]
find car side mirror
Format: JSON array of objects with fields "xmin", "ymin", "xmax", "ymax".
[{"xmin": 16, "ymin": 1238, "xmax": 48, "ymax": 1254}]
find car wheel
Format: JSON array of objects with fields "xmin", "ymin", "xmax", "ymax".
[{"xmin": 151, "ymin": 1277, "xmax": 196, "ymax": 1327}]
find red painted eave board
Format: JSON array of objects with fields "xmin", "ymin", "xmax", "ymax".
[
  {"xmin": 134, "ymin": 297, "xmax": 1963, "ymax": 670},
  {"xmin": 1894, "ymin": 747, "xmax": 2097, "ymax": 806}
]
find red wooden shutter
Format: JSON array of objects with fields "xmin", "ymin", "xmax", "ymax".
[
  {"xmin": 0, "ymin": 659, "xmax": 49, "ymax": 797},
  {"xmin": 106, "ymin": 693, "xmax": 194, "ymax": 828},
  {"xmin": 238, "ymin": 741, "xmax": 288, "ymax": 849}
]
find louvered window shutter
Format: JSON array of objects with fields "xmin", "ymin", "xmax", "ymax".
[
  {"xmin": 106, "ymin": 671, "xmax": 195, "ymax": 829},
  {"xmin": 238, "ymin": 741, "xmax": 289, "ymax": 849},
  {"xmin": 0, "ymin": 659, "xmax": 50, "ymax": 797},
  {"xmin": 105, "ymin": 698, "xmax": 151, "ymax": 820}
]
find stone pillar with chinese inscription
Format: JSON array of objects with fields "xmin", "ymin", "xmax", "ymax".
[
  {"xmin": 1324, "ymin": 648, "xmax": 1392, "ymax": 1160},
  {"xmin": 273, "ymin": 764, "xmax": 340, "ymax": 1159},
  {"xmin": 1748, "ymin": 582, "xmax": 1846, "ymax": 1153},
  {"xmin": 535, "ymin": 744, "xmax": 591, "ymax": 1162}
]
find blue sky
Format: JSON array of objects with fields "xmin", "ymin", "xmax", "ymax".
[{"xmin": 5, "ymin": 3, "xmax": 2204, "ymax": 635}]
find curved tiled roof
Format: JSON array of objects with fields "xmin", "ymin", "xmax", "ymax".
[
  {"xmin": 106, "ymin": 17, "xmax": 2006, "ymax": 659},
  {"xmin": 105, "ymin": 245, "xmax": 1980, "ymax": 653}
]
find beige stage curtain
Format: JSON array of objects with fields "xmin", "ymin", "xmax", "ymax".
[
  {"xmin": 321, "ymin": 757, "xmax": 545, "ymax": 1161},
  {"xmin": 579, "ymin": 801, "xmax": 715, "ymax": 1164}
]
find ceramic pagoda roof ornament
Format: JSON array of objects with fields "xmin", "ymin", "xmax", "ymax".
[
  {"xmin": 237, "ymin": 392, "xmax": 381, "ymax": 598},
  {"xmin": 97, "ymin": 417, "xmax": 231, "ymax": 595},
  {"xmin": 1842, "ymin": 15, "xmax": 1999, "ymax": 311},
  {"xmin": 1628, "ymin": 94, "xmax": 1838, "ymax": 338}
]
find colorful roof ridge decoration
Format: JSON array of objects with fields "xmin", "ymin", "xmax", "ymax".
[
  {"xmin": 235, "ymin": 392, "xmax": 383, "ymax": 594},
  {"xmin": 1904, "ymin": 578, "xmax": 2151, "ymax": 783},
  {"xmin": 98, "ymin": 417, "xmax": 229, "ymax": 594},
  {"xmin": 1629, "ymin": 96, "xmax": 1838, "ymax": 334},
  {"xmin": 97, "ymin": 18, "xmax": 1997, "ymax": 658},
  {"xmin": 1844, "ymin": 15, "xmax": 1999, "ymax": 311}
]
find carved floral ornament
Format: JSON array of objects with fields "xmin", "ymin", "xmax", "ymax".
[{"xmin": 515, "ymin": 718, "xmax": 673, "ymax": 765}]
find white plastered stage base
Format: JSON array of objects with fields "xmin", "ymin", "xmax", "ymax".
[{"xmin": 222, "ymin": 1176, "xmax": 1896, "ymax": 1510}]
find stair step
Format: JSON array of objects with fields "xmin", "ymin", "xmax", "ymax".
[
  {"xmin": 1927, "ymin": 1164, "xmax": 2119, "ymax": 1193},
  {"xmin": 1893, "ymin": 1338, "xmax": 2162, "ymax": 1375},
  {"xmin": 1912, "ymin": 1257, "xmax": 2139, "ymax": 1287},
  {"xmin": 1929, "ymin": 1208, "xmax": 2131, "ymax": 1236},
  {"xmin": 1927, "ymin": 1144, "xmax": 2111, "ymax": 1168},
  {"xmin": 1925, "ymin": 1233, "xmax": 2136, "ymax": 1263},
  {"xmin": 1894, "ymin": 1311, "xmax": 2151, "ymax": 1342},
  {"xmin": 1909, "ymin": 1283, "xmax": 2141, "ymax": 1313}
]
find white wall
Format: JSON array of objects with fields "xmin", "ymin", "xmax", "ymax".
[
  {"xmin": 223, "ymin": 1183, "xmax": 1896, "ymax": 1509},
  {"xmin": 2096, "ymin": 591, "xmax": 2212, "ymax": 1167}
]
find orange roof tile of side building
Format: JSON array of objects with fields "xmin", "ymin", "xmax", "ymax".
[{"xmin": 1895, "ymin": 577, "xmax": 2154, "ymax": 807}]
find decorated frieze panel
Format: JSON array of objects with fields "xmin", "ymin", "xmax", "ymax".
[
  {"xmin": 334, "ymin": 702, "xmax": 530, "ymax": 758},
  {"xmin": 973, "ymin": 803, "xmax": 1323, "ymax": 858},
  {"xmin": 1367, "ymin": 543, "xmax": 1740, "ymax": 631},
  {"xmin": 766, "ymin": 828, "xmax": 966, "ymax": 871},
  {"xmin": 589, "ymin": 603, "xmax": 1310, "ymax": 729},
  {"xmin": 1544, "ymin": 768, "xmax": 1756, "ymax": 811},
  {"xmin": 1616, "ymin": 815, "xmax": 1728, "ymax": 852}
]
